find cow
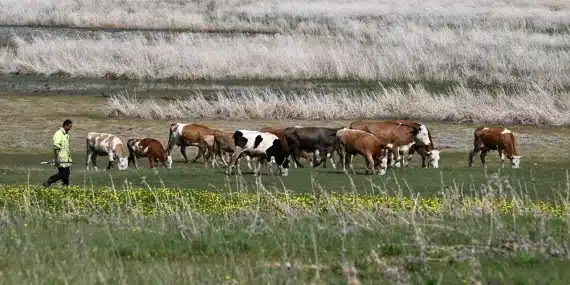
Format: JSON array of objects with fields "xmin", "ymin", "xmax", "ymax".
[
  {"xmin": 282, "ymin": 126, "xmax": 343, "ymax": 169},
  {"xmin": 468, "ymin": 126, "xmax": 522, "ymax": 168},
  {"xmin": 209, "ymin": 129, "xmax": 254, "ymax": 169},
  {"xmin": 166, "ymin": 123, "xmax": 215, "ymax": 164},
  {"xmin": 202, "ymin": 135, "xmax": 220, "ymax": 168},
  {"xmin": 260, "ymin": 127, "xmax": 315, "ymax": 168},
  {"xmin": 383, "ymin": 120, "xmax": 440, "ymax": 167},
  {"xmin": 126, "ymin": 138, "xmax": 173, "ymax": 169},
  {"xmin": 350, "ymin": 120, "xmax": 439, "ymax": 168},
  {"xmin": 226, "ymin": 130, "xmax": 290, "ymax": 176},
  {"xmin": 86, "ymin": 132, "xmax": 129, "ymax": 171},
  {"xmin": 336, "ymin": 128, "xmax": 389, "ymax": 175}
]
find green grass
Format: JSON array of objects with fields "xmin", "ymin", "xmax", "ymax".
[
  {"xmin": 1, "ymin": 179, "xmax": 570, "ymax": 284},
  {"xmin": 1, "ymin": 150, "xmax": 569, "ymax": 202},
  {"xmin": 2, "ymin": 141, "xmax": 570, "ymax": 284}
]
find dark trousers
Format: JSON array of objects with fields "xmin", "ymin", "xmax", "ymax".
[{"xmin": 45, "ymin": 167, "xmax": 70, "ymax": 186}]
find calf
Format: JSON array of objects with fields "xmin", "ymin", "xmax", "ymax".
[
  {"xmin": 226, "ymin": 130, "xmax": 290, "ymax": 176},
  {"xmin": 166, "ymin": 123, "xmax": 215, "ymax": 163},
  {"xmin": 336, "ymin": 128, "xmax": 389, "ymax": 175},
  {"xmin": 350, "ymin": 120, "xmax": 439, "ymax": 168},
  {"xmin": 211, "ymin": 129, "xmax": 253, "ymax": 169},
  {"xmin": 86, "ymin": 132, "xmax": 129, "ymax": 171},
  {"xmin": 282, "ymin": 126, "xmax": 342, "ymax": 169},
  {"xmin": 202, "ymin": 135, "xmax": 220, "ymax": 168},
  {"xmin": 468, "ymin": 126, "xmax": 522, "ymax": 168},
  {"xmin": 260, "ymin": 127, "xmax": 315, "ymax": 168},
  {"xmin": 126, "ymin": 138, "xmax": 173, "ymax": 169}
]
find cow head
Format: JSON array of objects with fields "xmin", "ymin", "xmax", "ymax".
[
  {"xmin": 265, "ymin": 139, "xmax": 290, "ymax": 175},
  {"xmin": 166, "ymin": 155, "xmax": 173, "ymax": 169},
  {"xmin": 410, "ymin": 125, "xmax": 431, "ymax": 146},
  {"xmin": 117, "ymin": 156, "xmax": 129, "ymax": 170},
  {"xmin": 511, "ymin": 156, "xmax": 522, "ymax": 168},
  {"xmin": 426, "ymin": 149, "xmax": 440, "ymax": 168},
  {"xmin": 375, "ymin": 156, "xmax": 388, "ymax": 175},
  {"xmin": 110, "ymin": 150, "xmax": 129, "ymax": 170}
]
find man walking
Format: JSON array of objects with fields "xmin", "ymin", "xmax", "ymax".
[{"xmin": 43, "ymin": 119, "xmax": 73, "ymax": 188}]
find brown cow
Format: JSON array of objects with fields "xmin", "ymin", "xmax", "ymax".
[
  {"xmin": 166, "ymin": 123, "xmax": 215, "ymax": 163},
  {"xmin": 468, "ymin": 126, "xmax": 522, "ymax": 168},
  {"xmin": 336, "ymin": 128, "xmax": 389, "ymax": 175},
  {"xmin": 211, "ymin": 129, "xmax": 253, "ymax": 169},
  {"xmin": 202, "ymin": 134, "xmax": 221, "ymax": 168},
  {"xmin": 127, "ymin": 138, "xmax": 173, "ymax": 169},
  {"xmin": 259, "ymin": 127, "xmax": 316, "ymax": 168},
  {"xmin": 350, "ymin": 120, "xmax": 438, "ymax": 168}
]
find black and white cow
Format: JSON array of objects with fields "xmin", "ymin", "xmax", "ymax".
[
  {"xmin": 226, "ymin": 130, "xmax": 290, "ymax": 176},
  {"xmin": 283, "ymin": 126, "xmax": 343, "ymax": 168}
]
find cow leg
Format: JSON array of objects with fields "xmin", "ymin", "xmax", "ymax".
[
  {"xmin": 227, "ymin": 148, "xmax": 245, "ymax": 175},
  {"xmin": 327, "ymin": 152, "xmax": 337, "ymax": 169},
  {"xmin": 312, "ymin": 150, "xmax": 321, "ymax": 168},
  {"xmin": 85, "ymin": 148, "xmax": 92, "ymax": 171},
  {"xmin": 180, "ymin": 145, "xmax": 189, "ymax": 163},
  {"xmin": 192, "ymin": 140, "xmax": 207, "ymax": 163},
  {"xmin": 245, "ymin": 155, "xmax": 254, "ymax": 170},
  {"xmin": 291, "ymin": 147, "xmax": 305, "ymax": 168},
  {"xmin": 387, "ymin": 151, "xmax": 395, "ymax": 168},
  {"xmin": 338, "ymin": 146, "xmax": 347, "ymax": 173},
  {"xmin": 468, "ymin": 145, "xmax": 481, "ymax": 167},
  {"xmin": 255, "ymin": 157, "xmax": 266, "ymax": 176},
  {"xmin": 498, "ymin": 149, "xmax": 505, "ymax": 168},
  {"xmin": 348, "ymin": 154, "xmax": 356, "ymax": 175},
  {"xmin": 364, "ymin": 154, "xmax": 375, "ymax": 175},
  {"xmin": 146, "ymin": 156, "xmax": 155, "ymax": 169},
  {"xmin": 87, "ymin": 153, "xmax": 99, "ymax": 172},
  {"xmin": 479, "ymin": 147, "xmax": 489, "ymax": 168},
  {"xmin": 218, "ymin": 150, "xmax": 229, "ymax": 167},
  {"xmin": 133, "ymin": 155, "xmax": 139, "ymax": 169},
  {"xmin": 407, "ymin": 147, "xmax": 416, "ymax": 168}
]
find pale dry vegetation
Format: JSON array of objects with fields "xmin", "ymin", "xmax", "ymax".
[
  {"xmin": 1, "ymin": 27, "xmax": 569, "ymax": 88},
  {"xmin": 103, "ymin": 84, "xmax": 570, "ymax": 126},
  {"xmin": 1, "ymin": 0, "xmax": 569, "ymax": 35}
]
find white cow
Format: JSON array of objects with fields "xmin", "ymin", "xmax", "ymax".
[
  {"xmin": 226, "ymin": 130, "xmax": 290, "ymax": 176},
  {"xmin": 86, "ymin": 132, "xmax": 129, "ymax": 171}
]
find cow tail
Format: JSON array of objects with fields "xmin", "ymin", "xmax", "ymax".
[
  {"xmin": 85, "ymin": 137, "xmax": 90, "ymax": 167},
  {"xmin": 166, "ymin": 125, "xmax": 175, "ymax": 155}
]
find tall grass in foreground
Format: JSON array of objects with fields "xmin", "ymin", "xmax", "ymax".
[
  {"xmin": 103, "ymin": 84, "xmax": 570, "ymax": 126},
  {"xmin": 1, "ymin": 172, "xmax": 570, "ymax": 284},
  {"xmin": 2, "ymin": 28, "xmax": 569, "ymax": 88},
  {"xmin": 1, "ymin": 0, "xmax": 569, "ymax": 34}
]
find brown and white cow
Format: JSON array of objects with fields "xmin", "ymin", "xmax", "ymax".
[
  {"xmin": 468, "ymin": 126, "xmax": 522, "ymax": 168},
  {"xmin": 166, "ymin": 123, "xmax": 215, "ymax": 164},
  {"xmin": 259, "ymin": 127, "xmax": 317, "ymax": 168},
  {"xmin": 86, "ymin": 132, "xmax": 129, "ymax": 171},
  {"xmin": 126, "ymin": 138, "xmax": 173, "ymax": 169},
  {"xmin": 350, "ymin": 120, "xmax": 439, "ymax": 168},
  {"xmin": 336, "ymin": 128, "xmax": 389, "ymax": 175}
]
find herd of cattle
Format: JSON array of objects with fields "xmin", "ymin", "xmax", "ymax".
[{"xmin": 84, "ymin": 119, "xmax": 523, "ymax": 176}]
